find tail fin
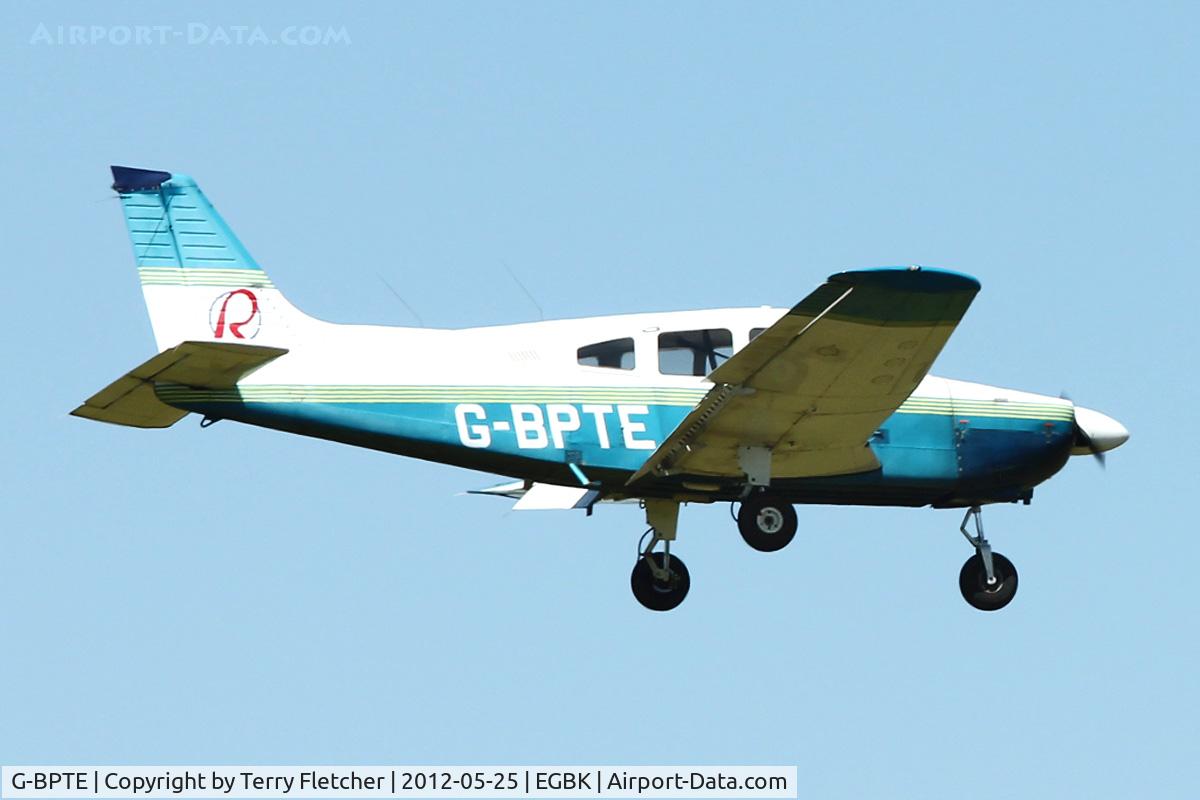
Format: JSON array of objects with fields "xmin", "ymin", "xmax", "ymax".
[{"xmin": 111, "ymin": 166, "xmax": 306, "ymax": 351}]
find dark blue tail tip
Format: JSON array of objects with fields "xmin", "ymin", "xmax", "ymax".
[{"xmin": 111, "ymin": 165, "xmax": 172, "ymax": 194}]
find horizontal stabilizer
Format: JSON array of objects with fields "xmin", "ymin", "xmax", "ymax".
[{"xmin": 71, "ymin": 340, "xmax": 288, "ymax": 428}]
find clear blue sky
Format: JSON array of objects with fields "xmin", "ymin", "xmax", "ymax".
[{"xmin": 1, "ymin": 2, "xmax": 1196, "ymax": 797}]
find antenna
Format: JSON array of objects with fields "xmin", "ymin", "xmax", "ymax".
[
  {"xmin": 374, "ymin": 272, "xmax": 425, "ymax": 327},
  {"xmin": 502, "ymin": 260, "xmax": 544, "ymax": 320}
]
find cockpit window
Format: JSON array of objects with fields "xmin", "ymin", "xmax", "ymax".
[
  {"xmin": 658, "ymin": 329, "xmax": 733, "ymax": 376},
  {"xmin": 577, "ymin": 337, "xmax": 636, "ymax": 370},
  {"xmin": 749, "ymin": 327, "xmax": 767, "ymax": 341}
]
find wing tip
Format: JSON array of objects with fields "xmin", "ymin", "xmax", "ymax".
[{"xmin": 829, "ymin": 266, "xmax": 981, "ymax": 294}]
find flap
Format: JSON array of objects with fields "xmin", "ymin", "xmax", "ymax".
[{"xmin": 512, "ymin": 483, "xmax": 600, "ymax": 510}]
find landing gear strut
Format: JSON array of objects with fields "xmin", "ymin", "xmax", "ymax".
[
  {"xmin": 630, "ymin": 499, "xmax": 690, "ymax": 611},
  {"xmin": 630, "ymin": 529, "xmax": 690, "ymax": 611},
  {"xmin": 957, "ymin": 505, "xmax": 1018, "ymax": 611}
]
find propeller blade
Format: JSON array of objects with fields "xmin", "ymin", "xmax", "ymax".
[{"xmin": 1070, "ymin": 405, "xmax": 1128, "ymax": 466}]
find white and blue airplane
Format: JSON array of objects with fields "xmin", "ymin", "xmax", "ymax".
[{"xmin": 74, "ymin": 166, "xmax": 1129, "ymax": 611}]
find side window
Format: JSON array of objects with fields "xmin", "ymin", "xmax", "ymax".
[
  {"xmin": 658, "ymin": 329, "xmax": 733, "ymax": 376},
  {"xmin": 749, "ymin": 327, "xmax": 767, "ymax": 341},
  {"xmin": 577, "ymin": 337, "xmax": 635, "ymax": 370}
]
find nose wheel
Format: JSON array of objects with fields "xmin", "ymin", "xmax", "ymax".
[
  {"xmin": 959, "ymin": 551, "xmax": 1018, "ymax": 611},
  {"xmin": 957, "ymin": 506, "xmax": 1018, "ymax": 611}
]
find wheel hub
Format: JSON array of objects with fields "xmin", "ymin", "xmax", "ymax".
[
  {"xmin": 756, "ymin": 507, "xmax": 784, "ymax": 534},
  {"xmin": 652, "ymin": 573, "xmax": 678, "ymax": 593}
]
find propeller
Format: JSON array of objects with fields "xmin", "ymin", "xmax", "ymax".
[
  {"xmin": 1063, "ymin": 395, "xmax": 1129, "ymax": 468},
  {"xmin": 1074, "ymin": 425, "xmax": 1108, "ymax": 468}
]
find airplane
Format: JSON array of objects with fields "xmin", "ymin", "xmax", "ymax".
[{"xmin": 73, "ymin": 165, "xmax": 1130, "ymax": 612}]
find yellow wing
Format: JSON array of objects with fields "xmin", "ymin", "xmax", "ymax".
[{"xmin": 629, "ymin": 267, "xmax": 980, "ymax": 485}]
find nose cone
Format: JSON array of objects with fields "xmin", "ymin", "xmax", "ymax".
[{"xmin": 1072, "ymin": 406, "xmax": 1130, "ymax": 454}]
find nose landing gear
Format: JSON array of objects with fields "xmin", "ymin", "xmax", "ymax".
[{"xmin": 957, "ymin": 505, "xmax": 1018, "ymax": 611}]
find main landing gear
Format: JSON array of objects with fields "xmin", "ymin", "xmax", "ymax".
[
  {"xmin": 957, "ymin": 505, "xmax": 1018, "ymax": 611},
  {"xmin": 630, "ymin": 533, "xmax": 691, "ymax": 611},
  {"xmin": 627, "ymin": 496, "xmax": 1019, "ymax": 612},
  {"xmin": 736, "ymin": 493, "xmax": 798, "ymax": 552},
  {"xmin": 630, "ymin": 499, "xmax": 690, "ymax": 611},
  {"xmin": 628, "ymin": 493, "xmax": 804, "ymax": 611}
]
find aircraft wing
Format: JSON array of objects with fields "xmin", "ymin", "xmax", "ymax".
[
  {"xmin": 71, "ymin": 340, "xmax": 288, "ymax": 428},
  {"xmin": 628, "ymin": 267, "xmax": 980, "ymax": 485}
]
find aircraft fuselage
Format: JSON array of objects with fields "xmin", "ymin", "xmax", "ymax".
[{"xmin": 155, "ymin": 305, "xmax": 1079, "ymax": 509}]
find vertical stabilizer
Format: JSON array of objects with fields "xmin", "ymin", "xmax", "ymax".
[{"xmin": 111, "ymin": 166, "xmax": 304, "ymax": 350}]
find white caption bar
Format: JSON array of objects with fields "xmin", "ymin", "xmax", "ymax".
[{"xmin": 2, "ymin": 768, "xmax": 796, "ymax": 799}]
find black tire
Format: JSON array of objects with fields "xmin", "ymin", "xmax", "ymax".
[
  {"xmin": 959, "ymin": 552, "xmax": 1018, "ymax": 611},
  {"xmin": 630, "ymin": 551, "xmax": 690, "ymax": 611},
  {"xmin": 737, "ymin": 495, "xmax": 798, "ymax": 552}
]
